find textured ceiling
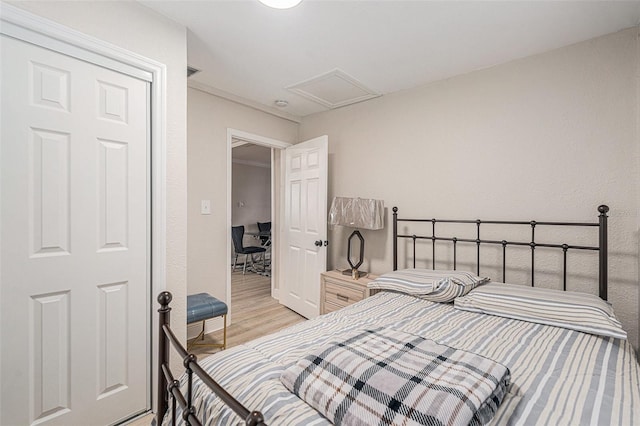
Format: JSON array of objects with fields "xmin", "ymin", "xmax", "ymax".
[{"xmin": 143, "ymin": 0, "xmax": 640, "ymax": 118}]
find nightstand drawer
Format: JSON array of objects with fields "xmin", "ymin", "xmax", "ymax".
[
  {"xmin": 325, "ymin": 281, "xmax": 364, "ymax": 305},
  {"xmin": 320, "ymin": 270, "xmax": 379, "ymax": 315},
  {"xmin": 324, "ymin": 300, "xmax": 344, "ymax": 314}
]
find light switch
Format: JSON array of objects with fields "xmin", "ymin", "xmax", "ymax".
[{"xmin": 201, "ymin": 200, "xmax": 211, "ymax": 215}]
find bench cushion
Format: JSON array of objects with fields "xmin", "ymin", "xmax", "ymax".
[{"xmin": 187, "ymin": 293, "xmax": 228, "ymax": 324}]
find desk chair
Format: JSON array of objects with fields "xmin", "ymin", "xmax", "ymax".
[
  {"xmin": 257, "ymin": 221, "xmax": 271, "ymax": 246},
  {"xmin": 231, "ymin": 225, "xmax": 266, "ymax": 274},
  {"xmin": 256, "ymin": 221, "xmax": 272, "ymax": 276}
]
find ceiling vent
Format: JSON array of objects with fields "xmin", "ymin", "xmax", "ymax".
[
  {"xmin": 286, "ymin": 69, "xmax": 380, "ymax": 109},
  {"xmin": 187, "ymin": 66, "xmax": 200, "ymax": 78}
]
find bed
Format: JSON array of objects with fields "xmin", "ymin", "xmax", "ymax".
[{"xmin": 156, "ymin": 205, "xmax": 640, "ymax": 426}]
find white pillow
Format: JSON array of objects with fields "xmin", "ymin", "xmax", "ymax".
[
  {"xmin": 367, "ymin": 269, "xmax": 490, "ymax": 302},
  {"xmin": 454, "ymin": 282, "xmax": 627, "ymax": 340}
]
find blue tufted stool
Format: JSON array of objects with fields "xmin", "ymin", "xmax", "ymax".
[{"xmin": 187, "ymin": 293, "xmax": 228, "ymax": 351}]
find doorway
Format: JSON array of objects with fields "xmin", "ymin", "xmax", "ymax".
[
  {"xmin": 232, "ymin": 143, "xmax": 273, "ymax": 278},
  {"xmin": 226, "ymin": 129, "xmax": 291, "ymax": 323}
]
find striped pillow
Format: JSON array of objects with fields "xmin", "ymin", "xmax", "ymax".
[
  {"xmin": 367, "ymin": 269, "xmax": 490, "ymax": 302},
  {"xmin": 454, "ymin": 282, "xmax": 627, "ymax": 340}
]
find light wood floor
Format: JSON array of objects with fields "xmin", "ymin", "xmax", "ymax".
[
  {"xmin": 189, "ymin": 271, "xmax": 306, "ymax": 357},
  {"xmin": 125, "ymin": 271, "xmax": 306, "ymax": 425}
]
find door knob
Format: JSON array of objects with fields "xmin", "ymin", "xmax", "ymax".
[{"xmin": 314, "ymin": 240, "xmax": 323, "ymax": 247}]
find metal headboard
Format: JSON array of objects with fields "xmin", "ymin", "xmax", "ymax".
[{"xmin": 392, "ymin": 205, "xmax": 609, "ymax": 300}]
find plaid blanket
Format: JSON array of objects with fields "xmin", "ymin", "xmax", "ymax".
[{"xmin": 281, "ymin": 328, "xmax": 511, "ymax": 426}]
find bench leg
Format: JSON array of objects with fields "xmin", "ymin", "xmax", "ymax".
[
  {"xmin": 222, "ymin": 314, "xmax": 227, "ymax": 350},
  {"xmin": 186, "ymin": 320, "xmax": 206, "ymax": 350},
  {"xmin": 186, "ymin": 316, "xmax": 227, "ymax": 352}
]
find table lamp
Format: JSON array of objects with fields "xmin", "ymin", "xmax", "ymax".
[{"xmin": 328, "ymin": 197, "xmax": 384, "ymax": 279}]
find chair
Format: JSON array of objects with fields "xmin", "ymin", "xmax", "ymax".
[
  {"xmin": 256, "ymin": 221, "xmax": 272, "ymax": 276},
  {"xmin": 231, "ymin": 225, "xmax": 266, "ymax": 274},
  {"xmin": 186, "ymin": 293, "xmax": 227, "ymax": 351},
  {"xmin": 256, "ymin": 221, "xmax": 271, "ymax": 246}
]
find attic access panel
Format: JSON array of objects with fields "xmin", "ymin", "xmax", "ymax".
[{"xmin": 287, "ymin": 69, "xmax": 380, "ymax": 109}]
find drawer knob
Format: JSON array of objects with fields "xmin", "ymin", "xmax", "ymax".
[{"xmin": 336, "ymin": 294, "xmax": 349, "ymax": 302}]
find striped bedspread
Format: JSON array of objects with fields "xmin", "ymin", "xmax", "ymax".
[{"xmin": 167, "ymin": 292, "xmax": 640, "ymax": 425}]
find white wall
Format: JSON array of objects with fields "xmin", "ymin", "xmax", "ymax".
[
  {"xmin": 232, "ymin": 162, "xmax": 271, "ymax": 231},
  {"xmin": 300, "ymin": 28, "xmax": 640, "ymax": 348},
  {"xmin": 187, "ymin": 87, "xmax": 297, "ymax": 309},
  {"xmin": 9, "ymin": 1, "xmax": 189, "ymax": 344}
]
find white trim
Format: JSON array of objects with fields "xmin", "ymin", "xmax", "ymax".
[
  {"xmin": 227, "ymin": 130, "xmax": 233, "ymax": 325},
  {"xmin": 226, "ymin": 129, "xmax": 292, "ymax": 323},
  {"xmin": 149, "ymin": 49, "xmax": 167, "ymax": 420},
  {"xmin": 0, "ymin": 4, "xmax": 152, "ymax": 81},
  {"xmin": 270, "ymin": 148, "xmax": 276, "ymax": 299},
  {"xmin": 636, "ymin": 26, "xmax": 640, "ymax": 345},
  {"xmin": 189, "ymin": 80, "xmax": 302, "ymax": 124},
  {"xmin": 0, "ymin": 3, "xmax": 167, "ymax": 414},
  {"xmin": 232, "ymin": 158, "xmax": 270, "ymax": 169},
  {"xmin": 277, "ymin": 148, "xmax": 287, "ymax": 301},
  {"xmin": 230, "ymin": 129, "xmax": 293, "ymax": 150},
  {"xmin": 231, "ymin": 139, "xmax": 249, "ymax": 149}
]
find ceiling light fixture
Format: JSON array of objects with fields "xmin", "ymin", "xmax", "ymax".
[
  {"xmin": 274, "ymin": 99, "xmax": 289, "ymax": 107},
  {"xmin": 258, "ymin": 0, "xmax": 302, "ymax": 10}
]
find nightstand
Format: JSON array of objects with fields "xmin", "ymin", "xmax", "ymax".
[{"xmin": 320, "ymin": 270, "xmax": 379, "ymax": 314}]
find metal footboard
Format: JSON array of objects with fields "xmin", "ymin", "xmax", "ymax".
[{"xmin": 156, "ymin": 292, "xmax": 266, "ymax": 426}]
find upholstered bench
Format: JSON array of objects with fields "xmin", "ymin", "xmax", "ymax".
[{"xmin": 187, "ymin": 293, "xmax": 227, "ymax": 351}]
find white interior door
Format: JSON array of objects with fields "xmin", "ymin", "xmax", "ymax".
[
  {"xmin": 1, "ymin": 35, "xmax": 149, "ymax": 425},
  {"xmin": 281, "ymin": 136, "xmax": 328, "ymax": 319}
]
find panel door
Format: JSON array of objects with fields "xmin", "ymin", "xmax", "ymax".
[
  {"xmin": 0, "ymin": 35, "xmax": 149, "ymax": 425},
  {"xmin": 281, "ymin": 136, "xmax": 328, "ymax": 319}
]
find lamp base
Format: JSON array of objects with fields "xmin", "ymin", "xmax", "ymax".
[{"xmin": 341, "ymin": 269, "xmax": 368, "ymax": 279}]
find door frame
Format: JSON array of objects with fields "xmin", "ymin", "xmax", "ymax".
[
  {"xmin": 0, "ymin": 3, "xmax": 167, "ymax": 414},
  {"xmin": 226, "ymin": 129, "xmax": 291, "ymax": 322}
]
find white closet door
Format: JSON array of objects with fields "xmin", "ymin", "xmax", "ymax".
[{"xmin": 1, "ymin": 35, "xmax": 149, "ymax": 425}]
